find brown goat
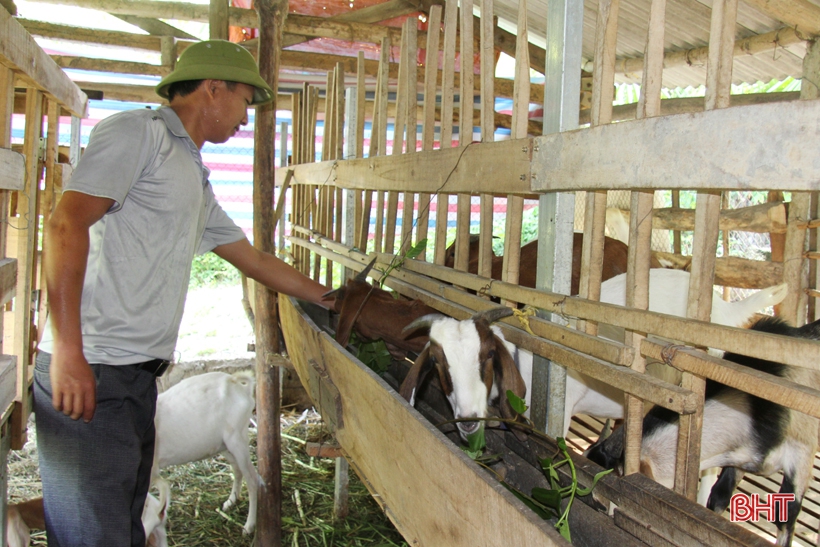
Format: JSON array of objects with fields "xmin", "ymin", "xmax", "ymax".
[
  {"xmin": 327, "ymin": 258, "xmax": 438, "ymax": 359},
  {"xmin": 444, "ymin": 232, "xmax": 661, "ymax": 295}
]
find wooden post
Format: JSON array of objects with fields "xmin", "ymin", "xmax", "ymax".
[
  {"xmin": 209, "ymin": 0, "xmax": 229, "ymax": 40},
  {"xmin": 622, "ymin": 0, "xmax": 663, "ymax": 478},
  {"xmin": 477, "ymin": 0, "xmax": 495, "ymax": 279},
  {"xmin": 278, "ymin": 121, "xmax": 288, "ymax": 253},
  {"xmin": 253, "ymin": 0, "xmax": 287, "ymax": 543},
  {"xmin": 12, "ymin": 89, "xmax": 43, "ymax": 449},
  {"xmin": 416, "ymin": 5, "xmax": 442, "ymax": 261},
  {"xmin": 453, "ymin": 0, "xmax": 475, "ymax": 273},
  {"xmin": 500, "ymin": 0, "xmax": 529, "ymax": 288},
  {"xmin": 777, "ymin": 38, "xmax": 819, "ymax": 326},
  {"xmin": 0, "ymin": 66, "xmax": 13, "ymax": 356},
  {"xmin": 434, "ymin": 0, "xmax": 458, "ymax": 266}
]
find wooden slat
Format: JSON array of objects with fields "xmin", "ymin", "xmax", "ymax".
[
  {"xmin": 0, "ymin": 149, "xmax": 25, "ymax": 191},
  {"xmin": 12, "ymin": 88, "xmax": 42, "ymax": 450},
  {"xmin": 500, "ymin": 0, "xmax": 530, "ymax": 288},
  {"xmin": 277, "ymin": 139, "xmax": 533, "ymax": 194},
  {"xmin": 530, "ymin": 100, "xmax": 820, "ymax": 193},
  {"xmin": 0, "ymin": 9, "xmax": 87, "ymax": 117},
  {"xmin": 477, "ymin": 0, "xmax": 494, "ymax": 279}
]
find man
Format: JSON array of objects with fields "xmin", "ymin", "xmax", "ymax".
[{"xmin": 35, "ymin": 40, "xmax": 330, "ymax": 546}]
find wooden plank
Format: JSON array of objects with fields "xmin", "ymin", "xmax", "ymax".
[
  {"xmin": 477, "ymin": 0, "xmax": 494, "ymax": 277},
  {"xmin": 530, "ymin": 100, "xmax": 820, "ymax": 193},
  {"xmin": 209, "ymin": 0, "xmax": 229, "ymax": 39},
  {"xmin": 415, "ymin": 4, "xmax": 440, "ymax": 260},
  {"xmin": 0, "ymin": 355, "xmax": 16, "ymax": 420},
  {"xmin": 0, "ymin": 9, "xmax": 87, "ymax": 117},
  {"xmin": 500, "ymin": 1, "xmax": 530, "ymax": 289},
  {"xmin": 277, "ymin": 139, "xmax": 532, "ymax": 194},
  {"xmin": 0, "ymin": 149, "xmax": 24, "ymax": 192},
  {"xmin": 279, "ymin": 296, "xmax": 569, "ymax": 547},
  {"xmin": 12, "ymin": 88, "xmax": 42, "ymax": 450},
  {"xmin": 0, "ymin": 259, "xmax": 17, "ymax": 308}
]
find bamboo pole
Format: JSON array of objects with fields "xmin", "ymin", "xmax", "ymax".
[
  {"xmin": 453, "ymin": 0, "xmax": 474, "ymax": 273},
  {"xmin": 12, "ymin": 88, "xmax": 43, "ymax": 449},
  {"xmin": 400, "ymin": 20, "xmax": 417, "ymax": 255},
  {"xmin": 674, "ymin": 0, "xmax": 739, "ymax": 503},
  {"xmin": 252, "ymin": 1, "xmax": 286, "ymax": 540},
  {"xmin": 501, "ymin": 0, "xmax": 529, "ymax": 288},
  {"xmin": 778, "ymin": 39, "xmax": 819, "ymax": 325},
  {"xmin": 478, "ymin": 1, "xmax": 495, "ymax": 279},
  {"xmin": 434, "ymin": 0, "xmax": 458, "ymax": 266},
  {"xmin": 622, "ymin": 0, "xmax": 663, "ymax": 478},
  {"xmin": 416, "ymin": 4, "xmax": 442, "ymax": 261}
]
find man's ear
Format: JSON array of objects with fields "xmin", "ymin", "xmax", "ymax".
[{"xmin": 203, "ymin": 79, "xmax": 221, "ymax": 99}]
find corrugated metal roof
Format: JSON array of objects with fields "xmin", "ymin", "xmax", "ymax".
[{"xmin": 489, "ymin": 0, "xmax": 809, "ymax": 87}]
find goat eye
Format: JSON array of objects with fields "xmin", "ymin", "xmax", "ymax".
[{"xmin": 487, "ymin": 350, "xmax": 496, "ymax": 360}]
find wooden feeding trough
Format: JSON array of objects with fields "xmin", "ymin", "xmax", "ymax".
[{"xmin": 280, "ymin": 291, "xmax": 781, "ymax": 547}]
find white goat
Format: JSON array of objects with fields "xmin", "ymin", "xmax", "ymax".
[
  {"xmin": 545, "ymin": 268, "xmax": 788, "ymax": 436},
  {"xmin": 7, "ymin": 493, "xmax": 167, "ymax": 547},
  {"xmin": 586, "ymin": 316, "xmax": 820, "ymax": 547},
  {"xmin": 152, "ymin": 371, "xmax": 260, "ymax": 535}
]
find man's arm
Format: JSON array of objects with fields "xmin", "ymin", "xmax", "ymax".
[
  {"xmin": 213, "ymin": 239, "xmax": 334, "ymax": 307},
  {"xmin": 45, "ymin": 191, "xmax": 115, "ymax": 422}
]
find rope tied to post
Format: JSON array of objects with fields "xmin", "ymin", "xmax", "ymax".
[
  {"xmin": 660, "ymin": 343, "xmax": 688, "ymax": 367},
  {"xmin": 513, "ymin": 306, "xmax": 537, "ymax": 336}
]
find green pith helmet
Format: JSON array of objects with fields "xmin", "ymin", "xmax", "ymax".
[{"xmin": 156, "ymin": 40, "xmax": 274, "ymax": 105}]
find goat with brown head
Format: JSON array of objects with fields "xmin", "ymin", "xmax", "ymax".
[
  {"xmin": 327, "ymin": 257, "xmax": 438, "ymax": 359},
  {"xmin": 399, "ymin": 307, "xmax": 528, "ymax": 442}
]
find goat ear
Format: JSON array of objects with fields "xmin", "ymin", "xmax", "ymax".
[
  {"xmin": 334, "ymin": 291, "xmax": 364, "ymax": 347},
  {"xmin": 399, "ymin": 345, "xmax": 433, "ymax": 406},
  {"xmin": 492, "ymin": 336, "xmax": 528, "ymax": 440}
]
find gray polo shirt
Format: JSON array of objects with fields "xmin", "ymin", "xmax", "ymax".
[{"xmin": 39, "ymin": 107, "xmax": 245, "ymax": 365}]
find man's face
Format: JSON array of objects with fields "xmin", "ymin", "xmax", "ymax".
[{"xmin": 205, "ymin": 81, "xmax": 255, "ymax": 144}]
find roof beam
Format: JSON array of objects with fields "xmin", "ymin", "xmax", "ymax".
[
  {"xmin": 741, "ymin": 0, "xmax": 820, "ymax": 36},
  {"xmin": 0, "ymin": 8, "xmax": 86, "ymax": 116},
  {"xmin": 112, "ymin": 14, "xmax": 199, "ymax": 40},
  {"xmin": 583, "ymin": 26, "xmax": 807, "ymax": 75}
]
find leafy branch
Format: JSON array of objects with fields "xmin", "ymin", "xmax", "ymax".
[
  {"xmin": 377, "ymin": 239, "xmax": 427, "ymax": 289},
  {"xmin": 448, "ymin": 392, "xmax": 611, "ymax": 544}
]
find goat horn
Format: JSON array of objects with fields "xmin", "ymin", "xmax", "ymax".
[
  {"xmin": 402, "ymin": 314, "xmax": 446, "ymax": 334},
  {"xmin": 472, "ymin": 306, "xmax": 515, "ymax": 324},
  {"xmin": 355, "ymin": 256, "xmax": 378, "ymax": 282}
]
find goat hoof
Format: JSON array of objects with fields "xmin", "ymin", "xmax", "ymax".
[{"xmin": 222, "ymin": 499, "xmax": 235, "ymax": 511}]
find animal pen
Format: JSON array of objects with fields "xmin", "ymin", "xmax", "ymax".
[{"xmin": 1, "ymin": 0, "xmax": 820, "ymax": 545}]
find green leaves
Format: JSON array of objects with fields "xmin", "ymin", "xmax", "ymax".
[
  {"xmin": 506, "ymin": 390, "xmax": 528, "ymax": 415},
  {"xmin": 350, "ymin": 334, "xmax": 392, "ymax": 375},
  {"xmin": 462, "ymin": 428, "xmax": 486, "ymax": 459}
]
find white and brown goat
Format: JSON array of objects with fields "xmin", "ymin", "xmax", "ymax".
[
  {"xmin": 585, "ymin": 316, "xmax": 820, "ymax": 547},
  {"xmin": 399, "ymin": 307, "xmax": 528, "ymax": 441}
]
